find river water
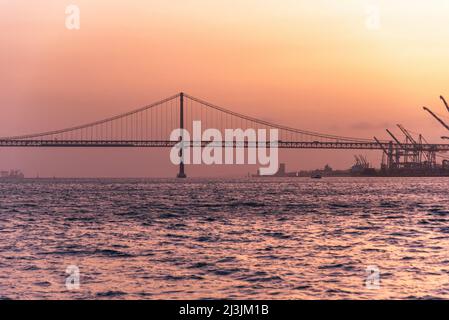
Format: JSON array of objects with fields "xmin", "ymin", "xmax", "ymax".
[{"xmin": 1, "ymin": 177, "xmax": 449, "ymax": 299}]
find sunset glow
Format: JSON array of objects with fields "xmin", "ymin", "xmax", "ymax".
[
  {"xmin": 2, "ymin": 1, "xmax": 449, "ymax": 176},
  {"xmin": 3, "ymin": 1, "xmax": 449, "ymax": 306}
]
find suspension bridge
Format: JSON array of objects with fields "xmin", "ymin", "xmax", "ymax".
[{"xmin": 1, "ymin": 92, "xmax": 449, "ymax": 177}]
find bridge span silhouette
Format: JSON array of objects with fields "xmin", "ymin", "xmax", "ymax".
[{"xmin": 1, "ymin": 92, "xmax": 449, "ymax": 177}]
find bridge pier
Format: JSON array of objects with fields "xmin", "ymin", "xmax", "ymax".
[{"xmin": 177, "ymin": 92, "xmax": 187, "ymax": 178}]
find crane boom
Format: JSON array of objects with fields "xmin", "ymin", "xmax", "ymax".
[
  {"xmin": 441, "ymin": 96, "xmax": 449, "ymax": 113},
  {"xmin": 386, "ymin": 129, "xmax": 402, "ymax": 145},
  {"xmin": 373, "ymin": 136, "xmax": 390, "ymax": 156},
  {"xmin": 397, "ymin": 124, "xmax": 417, "ymax": 145},
  {"xmin": 423, "ymin": 106, "xmax": 449, "ymax": 131}
]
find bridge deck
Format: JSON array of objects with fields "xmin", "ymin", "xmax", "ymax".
[{"xmin": 1, "ymin": 140, "xmax": 449, "ymax": 151}]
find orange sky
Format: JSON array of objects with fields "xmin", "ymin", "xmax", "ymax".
[{"xmin": 1, "ymin": 0, "xmax": 449, "ymax": 177}]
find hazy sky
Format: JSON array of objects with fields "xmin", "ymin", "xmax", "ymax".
[{"xmin": 1, "ymin": 0, "xmax": 449, "ymax": 177}]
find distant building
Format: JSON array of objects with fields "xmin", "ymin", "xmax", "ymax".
[
  {"xmin": 0, "ymin": 170, "xmax": 25, "ymax": 179},
  {"xmin": 277, "ymin": 163, "xmax": 286, "ymax": 176},
  {"xmin": 255, "ymin": 163, "xmax": 291, "ymax": 177}
]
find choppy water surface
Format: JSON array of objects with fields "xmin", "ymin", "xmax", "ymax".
[{"xmin": 1, "ymin": 177, "xmax": 449, "ymax": 299}]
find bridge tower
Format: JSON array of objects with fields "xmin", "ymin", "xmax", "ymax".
[{"xmin": 177, "ymin": 92, "xmax": 187, "ymax": 178}]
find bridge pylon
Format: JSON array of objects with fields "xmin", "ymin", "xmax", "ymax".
[{"xmin": 177, "ymin": 92, "xmax": 187, "ymax": 178}]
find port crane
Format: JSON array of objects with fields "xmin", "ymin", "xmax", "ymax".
[
  {"xmin": 368, "ymin": 95, "xmax": 448, "ymax": 175},
  {"xmin": 423, "ymin": 96, "xmax": 449, "ymax": 137},
  {"xmin": 374, "ymin": 136, "xmax": 395, "ymax": 169},
  {"xmin": 354, "ymin": 155, "xmax": 369, "ymax": 168},
  {"xmin": 385, "ymin": 128, "xmax": 407, "ymax": 167},
  {"xmin": 441, "ymin": 95, "xmax": 449, "ymax": 112},
  {"xmin": 377, "ymin": 123, "xmax": 438, "ymax": 172},
  {"xmin": 397, "ymin": 124, "xmax": 435, "ymax": 166}
]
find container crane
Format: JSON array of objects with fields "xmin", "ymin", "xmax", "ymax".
[
  {"xmin": 423, "ymin": 107, "xmax": 449, "ymax": 131},
  {"xmin": 386, "ymin": 129, "xmax": 408, "ymax": 164},
  {"xmin": 423, "ymin": 96, "xmax": 449, "ymax": 132},
  {"xmin": 440, "ymin": 96, "xmax": 449, "ymax": 112},
  {"xmin": 374, "ymin": 137, "xmax": 395, "ymax": 169},
  {"xmin": 386, "ymin": 129, "xmax": 402, "ymax": 145},
  {"xmin": 396, "ymin": 125, "xmax": 434, "ymax": 166},
  {"xmin": 397, "ymin": 124, "xmax": 417, "ymax": 144}
]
